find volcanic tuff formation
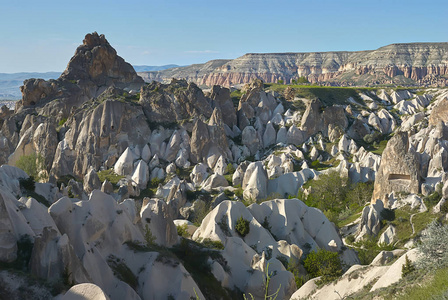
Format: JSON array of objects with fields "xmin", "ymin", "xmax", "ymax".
[
  {"xmin": 2, "ymin": 32, "xmax": 448, "ymax": 300},
  {"xmin": 140, "ymin": 43, "xmax": 448, "ymax": 87}
]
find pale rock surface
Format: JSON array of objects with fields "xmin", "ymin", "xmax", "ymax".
[
  {"xmin": 165, "ymin": 162, "xmax": 176, "ymax": 174},
  {"xmin": 242, "ymin": 126, "xmax": 261, "ymax": 155},
  {"xmin": 202, "ymin": 173, "xmax": 229, "ymax": 191},
  {"xmin": 242, "ymin": 161, "xmax": 268, "ymax": 201},
  {"xmin": 30, "ymin": 227, "xmax": 89, "ymax": 284},
  {"xmin": 141, "ymin": 144, "xmax": 151, "ymax": 162},
  {"xmin": 100, "ymin": 180, "xmax": 113, "ymax": 194},
  {"xmin": 267, "ymin": 169, "xmax": 318, "ymax": 198},
  {"xmin": 371, "ymin": 132, "xmax": 421, "ymax": 205},
  {"xmin": 263, "ymin": 122, "xmax": 277, "ymax": 148},
  {"xmin": 83, "ymin": 168, "xmax": 102, "ymax": 194},
  {"xmin": 357, "ymin": 199, "xmax": 384, "ymax": 240},
  {"xmin": 140, "ymin": 198, "xmax": 178, "ymax": 247},
  {"xmin": 114, "ymin": 147, "xmax": 135, "ymax": 176},
  {"xmin": 276, "ymin": 126, "xmax": 287, "ymax": 144},
  {"xmin": 213, "ymin": 155, "xmax": 226, "ymax": 176},
  {"xmin": 370, "ymin": 248, "xmax": 419, "ymax": 291},
  {"xmin": 378, "ymin": 225, "xmax": 396, "ymax": 245},
  {"xmin": 131, "ymin": 160, "xmax": 149, "ymax": 189},
  {"xmin": 61, "ymin": 283, "xmax": 110, "ymax": 300},
  {"xmin": 190, "ymin": 163, "xmax": 209, "ymax": 187}
]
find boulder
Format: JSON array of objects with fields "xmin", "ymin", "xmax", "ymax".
[{"xmin": 83, "ymin": 168, "xmax": 101, "ymax": 194}]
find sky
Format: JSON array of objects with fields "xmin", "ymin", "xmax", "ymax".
[{"xmin": 0, "ymin": 0, "xmax": 447, "ymax": 73}]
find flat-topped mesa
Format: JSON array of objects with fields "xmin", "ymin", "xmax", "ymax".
[
  {"xmin": 60, "ymin": 32, "xmax": 144, "ymax": 89},
  {"xmin": 142, "ymin": 42, "xmax": 448, "ymax": 87}
]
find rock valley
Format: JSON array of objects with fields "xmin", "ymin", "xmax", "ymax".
[{"xmin": 1, "ymin": 33, "xmax": 448, "ymax": 300}]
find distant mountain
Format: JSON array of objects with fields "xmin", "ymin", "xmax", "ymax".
[
  {"xmin": 140, "ymin": 42, "xmax": 448, "ymax": 87},
  {"xmin": 133, "ymin": 64, "xmax": 180, "ymax": 72},
  {"xmin": 0, "ymin": 72, "xmax": 61, "ymax": 99}
]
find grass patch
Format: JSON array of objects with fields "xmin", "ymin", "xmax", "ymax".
[
  {"xmin": 396, "ymin": 267, "xmax": 448, "ymax": 300},
  {"xmin": 97, "ymin": 169, "xmax": 124, "ymax": 185},
  {"xmin": 264, "ymin": 84, "xmax": 375, "ymax": 106}
]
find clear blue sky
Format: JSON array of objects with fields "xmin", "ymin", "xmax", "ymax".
[{"xmin": 1, "ymin": 0, "xmax": 447, "ymax": 73}]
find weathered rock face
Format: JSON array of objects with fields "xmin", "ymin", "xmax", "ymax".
[
  {"xmin": 61, "ymin": 32, "xmax": 143, "ymax": 89},
  {"xmin": 371, "ymin": 132, "xmax": 421, "ymax": 206},
  {"xmin": 300, "ymin": 99, "xmax": 348, "ymax": 138},
  {"xmin": 52, "ymin": 97, "xmax": 151, "ymax": 179},
  {"xmin": 189, "ymin": 112, "xmax": 230, "ymax": 168},
  {"xmin": 209, "ymin": 85, "xmax": 237, "ymax": 128},
  {"xmin": 429, "ymin": 97, "xmax": 448, "ymax": 126},
  {"xmin": 139, "ymin": 79, "xmax": 212, "ymax": 123},
  {"xmin": 17, "ymin": 32, "xmax": 143, "ymax": 113},
  {"xmin": 140, "ymin": 43, "xmax": 448, "ymax": 87},
  {"xmin": 30, "ymin": 227, "xmax": 90, "ymax": 284}
]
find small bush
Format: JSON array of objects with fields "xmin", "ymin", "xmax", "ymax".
[
  {"xmin": 440, "ymin": 201, "xmax": 448, "ymax": 214},
  {"xmin": 176, "ymin": 224, "xmax": 189, "ymax": 238},
  {"xmin": 402, "ymin": 255, "xmax": 416, "ymax": 277},
  {"xmin": 58, "ymin": 118, "xmax": 67, "ymax": 127},
  {"xmin": 19, "ymin": 176, "xmax": 35, "ymax": 191},
  {"xmin": 235, "ymin": 216, "xmax": 250, "ymax": 237},
  {"xmin": 381, "ymin": 208, "xmax": 396, "ymax": 222},
  {"xmin": 303, "ymin": 248, "xmax": 343, "ymax": 283},
  {"xmin": 225, "ymin": 163, "xmax": 235, "ymax": 175},
  {"xmin": 201, "ymin": 239, "xmax": 224, "ymax": 250},
  {"xmin": 217, "ymin": 215, "xmax": 232, "ymax": 237},
  {"xmin": 144, "ymin": 224, "xmax": 156, "ymax": 246}
]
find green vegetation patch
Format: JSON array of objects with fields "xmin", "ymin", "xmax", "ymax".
[
  {"xmin": 97, "ymin": 169, "xmax": 124, "ymax": 185},
  {"xmin": 265, "ymin": 84, "xmax": 376, "ymax": 106}
]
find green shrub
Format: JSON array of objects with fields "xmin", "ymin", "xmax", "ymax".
[
  {"xmin": 58, "ymin": 118, "xmax": 67, "ymax": 127},
  {"xmin": 303, "ymin": 248, "xmax": 343, "ymax": 283},
  {"xmin": 19, "ymin": 177, "xmax": 35, "ymax": 191},
  {"xmin": 225, "ymin": 163, "xmax": 235, "ymax": 175},
  {"xmin": 97, "ymin": 169, "xmax": 124, "ymax": 185},
  {"xmin": 201, "ymin": 238, "xmax": 224, "ymax": 250},
  {"xmin": 192, "ymin": 200, "xmax": 211, "ymax": 227},
  {"xmin": 381, "ymin": 208, "xmax": 396, "ymax": 222},
  {"xmin": 150, "ymin": 177, "xmax": 164, "ymax": 187},
  {"xmin": 176, "ymin": 224, "xmax": 189, "ymax": 238},
  {"xmin": 440, "ymin": 201, "xmax": 448, "ymax": 214},
  {"xmin": 15, "ymin": 152, "xmax": 45, "ymax": 181},
  {"xmin": 402, "ymin": 255, "xmax": 416, "ymax": 277},
  {"xmin": 235, "ymin": 216, "xmax": 250, "ymax": 237},
  {"xmin": 144, "ymin": 224, "xmax": 156, "ymax": 246},
  {"xmin": 363, "ymin": 131, "xmax": 382, "ymax": 144}
]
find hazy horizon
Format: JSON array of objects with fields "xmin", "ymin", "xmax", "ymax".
[{"xmin": 1, "ymin": 0, "xmax": 447, "ymax": 73}]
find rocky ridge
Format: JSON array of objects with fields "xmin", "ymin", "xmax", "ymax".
[{"xmin": 141, "ymin": 43, "xmax": 448, "ymax": 87}]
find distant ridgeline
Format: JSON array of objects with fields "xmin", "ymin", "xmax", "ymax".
[{"xmin": 139, "ymin": 42, "xmax": 448, "ymax": 87}]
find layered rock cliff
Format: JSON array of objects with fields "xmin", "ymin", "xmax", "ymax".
[{"xmin": 141, "ymin": 43, "xmax": 448, "ymax": 87}]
